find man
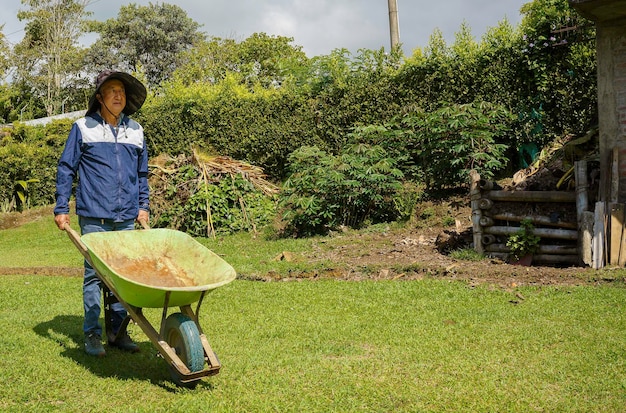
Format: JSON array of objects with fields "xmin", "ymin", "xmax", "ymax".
[{"xmin": 54, "ymin": 70, "xmax": 150, "ymax": 357}]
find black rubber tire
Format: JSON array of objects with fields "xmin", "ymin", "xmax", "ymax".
[{"xmin": 164, "ymin": 312, "xmax": 204, "ymax": 387}]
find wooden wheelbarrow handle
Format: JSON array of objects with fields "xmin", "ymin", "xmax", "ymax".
[{"xmin": 63, "ymin": 223, "xmax": 91, "ymax": 261}]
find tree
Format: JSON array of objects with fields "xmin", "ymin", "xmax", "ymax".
[
  {"xmin": 0, "ymin": 26, "xmax": 11, "ymax": 82},
  {"xmin": 171, "ymin": 33, "xmax": 309, "ymax": 90},
  {"xmin": 14, "ymin": 0, "xmax": 91, "ymax": 117},
  {"xmin": 308, "ymin": 47, "xmax": 404, "ymax": 153},
  {"xmin": 475, "ymin": 19, "xmax": 525, "ymax": 110},
  {"xmin": 235, "ymin": 33, "xmax": 309, "ymax": 88},
  {"xmin": 518, "ymin": 0, "xmax": 597, "ymax": 141},
  {"xmin": 86, "ymin": 3, "xmax": 202, "ymax": 87},
  {"xmin": 171, "ymin": 36, "xmax": 240, "ymax": 86}
]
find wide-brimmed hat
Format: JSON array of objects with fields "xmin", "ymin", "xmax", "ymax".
[{"xmin": 86, "ymin": 70, "xmax": 147, "ymax": 116}]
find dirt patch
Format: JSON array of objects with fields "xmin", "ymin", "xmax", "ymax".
[
  {"xmin": 257, "ymin": 198, "xmax": 622, "ymax": 288},
  {"xmin": 105, "ymin": 256, "xmax": 196, "ymax": 288},
  {"xmin": 295, "ymin": 225, "xmax": 607, "ymax": 287},
  {"xmin": 0, "ymin": 205, "xmax": 55, "ymax": 230},
  {"xmin": 0, "ymin": 266, "xmax": 82, "ymax": 277}
]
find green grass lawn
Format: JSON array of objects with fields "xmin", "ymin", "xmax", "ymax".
[
  {"xmin": 1, "ymin": 276, "xmax": 625, "ymax": 412},
  {"xmin": 1, "ymin": 210, "xmax": 625, "ymax": 412}
]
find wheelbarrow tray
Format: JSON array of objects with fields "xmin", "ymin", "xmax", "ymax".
[{"xmin": 81, "ymin": 228, "xmax": 236, "ymax": 308}]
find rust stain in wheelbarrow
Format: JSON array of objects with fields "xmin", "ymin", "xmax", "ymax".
[{"xmin": 106, "ymin": 255, "xmax": 197, "ymax": 288}]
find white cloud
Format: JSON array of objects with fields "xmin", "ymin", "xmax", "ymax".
[
  {"xmin": 258, "ymin": 0, "xmax": 388, "ymax": 55},
  {"xmin": 261, "ymin": 7, "xmax": 298, "ymax": 35}
]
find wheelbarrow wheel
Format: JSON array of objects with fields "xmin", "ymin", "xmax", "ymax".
[{"xmin": 164, "ymin": 312, "xmax": 204, "ymax": 388}]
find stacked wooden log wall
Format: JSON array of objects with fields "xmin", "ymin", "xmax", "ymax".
[{"xmin": 470, "ymin": 169, "xmax": 582, "ymax": 266}]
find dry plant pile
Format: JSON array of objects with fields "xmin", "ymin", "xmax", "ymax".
[
  {"xmin": 504, "ymin": 128, "xmax": 599, "ymax": 192},
  {"xmin": 148, "ymin": 149, "xmax": 279, "ymax": 236},
  {"xmin": 191, "ymin": 151, "xmax": 280, "ymax": 197}
]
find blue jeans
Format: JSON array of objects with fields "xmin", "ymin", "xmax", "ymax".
[{"xmin": 79, "ymin": 216, "xmax": 135, "ymax": 337}]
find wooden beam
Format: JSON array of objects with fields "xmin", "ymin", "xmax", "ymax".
[
  {"xmin": 484, "ymin": 226, "xmax": 578, "ymax": 240},
  {"xmin": 609, "ymin": 202, "xmax": 624, "ymax": 265},
  {"xmin": 484, "ymin": 190, "xmax": 576, "ymax": 203}
]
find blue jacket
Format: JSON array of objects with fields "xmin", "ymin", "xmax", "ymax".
[{"xmin": 54, "ymin": 112, "xmax": 150, "ymax": 221}]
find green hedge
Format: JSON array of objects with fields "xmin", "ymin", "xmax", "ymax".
[
  {"xmin": 0, "ymin": 120, "xmax": 71, "ymax": 210},
  {"xmin": 139, "ymin": 77, "xmax": 321, "ymax": 180}
]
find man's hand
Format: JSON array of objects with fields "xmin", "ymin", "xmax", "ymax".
[
  {"xmin": 137, "ymin": 209, "xmax": 150, "ymax": 228},
  {"xmin": 54, "ymin": 214, "xmax": 70, "ymax": 230}
]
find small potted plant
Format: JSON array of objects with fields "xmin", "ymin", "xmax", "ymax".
[{"xmin": 506, "ymin": 218, "xmax": 540, "ymax": 266}]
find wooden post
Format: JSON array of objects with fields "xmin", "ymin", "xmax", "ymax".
[
  {"xmin": 478, "ymin": 198, "xmax": 493, "ymax": 210},
  {"xmin": 575, "ymin": 160, "xmax": 589, "ymax": 222},
  {"xmin": 581, "ymin": 211, "xmax": 594, "ymax": 266},
  {"xmin": 619, "ymin": 211, "xmax": 626, "ymax": 266},
  {"xmin": 611, "ymin": 147, "xmax": 619, "ymax": 203},
  {"xmin": 481, "ymin": 234, "xmax": 497, "ymax": 245},
  {"xmin": 469, "ymin": 170, "xmax": 483, "ymax": 254},
  {"xmin": 609, "ymin": 203, "xmax": 624, "ymax": 265},
  {"xmin": 575, "ymin": 160, "xmax": 590, "ymax": 266},
  {"xmin": 593, "ymin": 202, "xmax": 606, "ymax": 269}
]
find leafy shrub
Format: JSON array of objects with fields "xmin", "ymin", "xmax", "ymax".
[
  {"xmin": 404, "ymin": 102, "xmax": 512, "ymax": 188},
  {"xmin": 10, "ymin": 119, "xmax": 73, "ymax": 148},
  {"xmin": 0, "ymin": 142, "xmax": 57, "ymax": 210},
  {"xmin": 278, "ymin": 144, "xmax": 403, "ymax": 237},
  {"xmin": 392, "ymin": 181, "xmax": 424, "ymax": 222},
  {"xmin": 350, "ymin": 102, "xmax": 513, "ymax": 188},
  {"xmin": 506, "ymin": 218, "xmax": 541, "ymax": 261},
  {"xmin": 184, "ymin": 176, "xmax": 276, "ymax": 236},
  {"xmin": 0, "ymin": 119, "xmax": 74, "ymax": 211}
]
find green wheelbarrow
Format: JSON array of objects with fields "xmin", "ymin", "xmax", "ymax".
[{"xmin": 64, "ymin": 223, "xmax": 236, "ymax": 387}]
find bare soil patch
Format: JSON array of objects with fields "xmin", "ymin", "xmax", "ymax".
[
  {"xmin": 0, "ymin": 205, "xmax": 55, "ymax": 230},
  {"xmin": 302, "ymin": 224, "xmax": 606, "ymax": 287},
  {"xmin": 0, "ymin": 266, "xmax": 82, "ymax": 277},
  {"xmin": 292, "ymin": 198, "xmax": 615, "ymax": 288}
]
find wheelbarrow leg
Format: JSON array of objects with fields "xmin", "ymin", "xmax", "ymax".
[{"xmin": 103, "ymin": 285, "xmax": 132, "ymax": 343}]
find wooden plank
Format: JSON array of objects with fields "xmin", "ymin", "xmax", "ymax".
[
  {"xmin": 469, "ymin": 170, "xmax": 483, "ymax": 254},
  {"xmin": 619, "ymin": 204, "xmax": 626, "ymax": 266},
  {"xmin": 593, "ymin": 202, "xmax": 605, "ymax": 269},
  {"xmin": 609, "ymin": 203, "xmax": 624, "ymax": 265},
  {"xmin": 532, "ymin": 254, "xmax": 580, "ymax": 266},
  {"xmin": 611, "ymin": 147, "xmax": 619, "ymax": 203},
  {"xmin": 575, "ymin": 160, "xmax": 588, "ymax": 223}
]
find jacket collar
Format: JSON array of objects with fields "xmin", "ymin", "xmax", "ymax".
[{"xmin": 88, "ymin": 111, "xmax": 128, "ymax": 126}]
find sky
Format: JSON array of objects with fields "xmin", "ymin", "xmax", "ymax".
[{"xmin": 1, "ymin": 0, "xmax": 529, "ymax": 57}]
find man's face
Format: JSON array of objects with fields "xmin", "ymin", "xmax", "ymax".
[{"xmin": 97, "ymin": 79, "xmax": 126, "ymax": 116}]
